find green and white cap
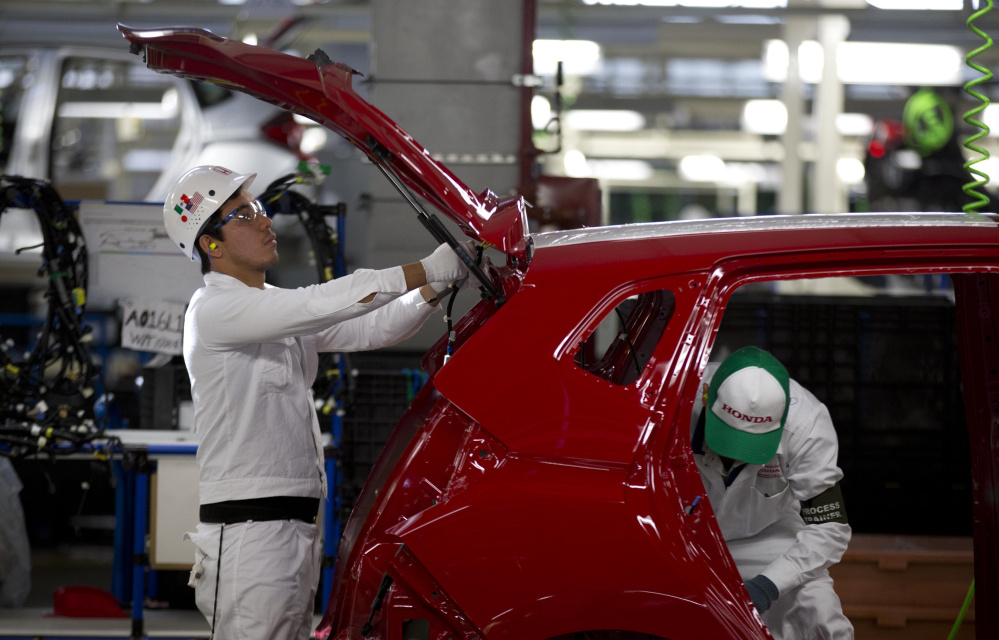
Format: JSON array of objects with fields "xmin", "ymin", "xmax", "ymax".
[{"xmin": 705, "ymin": 346, "xmax": 790, "ymax": 465}]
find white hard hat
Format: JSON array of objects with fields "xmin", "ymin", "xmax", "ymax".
[{"xmin": 163, "ymin": 165, "xmax": 256, "ymax": 262}]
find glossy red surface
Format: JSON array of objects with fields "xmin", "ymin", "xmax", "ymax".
[
  {"xmin": 953, "ymin": 273, "xmax": 999, "ymax": 640},
  {"xmin": 120, "ymin": 26, "xmax": 999, "ymax": 640},
  {"xmin": 318, "ymin": 216, "xmax": 999, "ymax": 640}
]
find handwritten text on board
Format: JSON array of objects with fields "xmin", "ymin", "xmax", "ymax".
[{"xmin": 122, "ymin": 299, "xmax": 186, "ymax": 355}]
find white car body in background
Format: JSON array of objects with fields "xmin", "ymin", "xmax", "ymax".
[{"xmin": 0, "ymin": 45, "xmax": 305, "ymax": 203}]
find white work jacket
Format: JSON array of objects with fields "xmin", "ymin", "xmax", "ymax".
[
  {"xmin": 693, "ymin": 363, "xmax": 852, "ymax": 596},
  {"xmin": 183, "ymin": 268, "xmax": 438, "ymax": 505}
]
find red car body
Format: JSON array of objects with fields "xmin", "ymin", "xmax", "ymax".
[{"xmin": 119, "ymin": 26, "xmax": 999, "ymax": 640}]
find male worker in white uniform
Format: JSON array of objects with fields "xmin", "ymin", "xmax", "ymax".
[
  {"xmin": 162, "ymin": 165, "xmax": 471, "ymax": 639},
  {"xmin": 693, "ymin": 346, "xmax": 853, "ymax": 639}
]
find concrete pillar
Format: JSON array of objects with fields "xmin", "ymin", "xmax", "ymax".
[
  {"xmin": 738, "ymin": 181, "xmax": 758, "ymax": 216},
  {"xmin": 778, "ymin": 17, "xmax": 812, "ymax": 215},
  {"xmin": 369, "ymin": 0, "xmax": 525, "ymax": 349},
  {"xmin": 811, "ymin": 15, "xmax": 850, "ymax": 214}
]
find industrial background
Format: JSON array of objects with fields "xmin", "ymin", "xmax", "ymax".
[{"xmin": 0, "ymin": 0, "xmax": 993, "ymax": 638}]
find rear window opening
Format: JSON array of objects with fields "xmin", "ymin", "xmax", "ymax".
[{"xmin": 574, "ymin": 289, "xmax": 675, "ymax": 386}]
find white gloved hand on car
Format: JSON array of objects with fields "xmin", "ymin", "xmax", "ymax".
[
  {"xmin": 430, "ymin": 255, "xmax": 493, "ymax": 297},
  {"xmin": 421, "ymin": 240, "xmax": 475, "ymax": 286}
]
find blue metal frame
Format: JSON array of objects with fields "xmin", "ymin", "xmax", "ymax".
[
  {"xmin": 101, "ymin": 442, "xmax": 201, "ymax": 639},
  {"xmin": 131, "ymin": 461, "xmax": 148, "ymax": 638},
  {"xmin": 322, "ymin": 451, "xmax": 340, "ymax": 611}
]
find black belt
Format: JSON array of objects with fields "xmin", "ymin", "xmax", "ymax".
[{"xmin": 199, "ymin": 496, "xmax": 319, "ymax": 524}]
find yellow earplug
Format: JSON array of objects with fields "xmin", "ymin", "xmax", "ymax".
[{"xmin": 209, "ymin": 242, "xmax": 217, "ymax": 250}]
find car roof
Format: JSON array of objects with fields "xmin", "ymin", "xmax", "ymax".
[{"xmin": 533, "ymin": 212, "xmax": 998, "ymax": 249}]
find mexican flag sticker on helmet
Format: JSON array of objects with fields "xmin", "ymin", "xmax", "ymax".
[
  {"xmin": 174, "ymin": 192, "xmax": 205, "ymax": 222},
  {"xmin": 162, "ymin": 165, "xmax": 256, "ymax": 262}
]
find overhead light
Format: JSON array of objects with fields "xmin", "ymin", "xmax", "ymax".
[
  {"xmin": 582, "ymin": 0, "xmax": 787, "ymax": 7},
  {"xmin": 714, "ymin": 14, "xmax": 783, "ymax": 24},
  {"xmin": 564, "ymin": 150, "xmax": 589, "ymax": 177},
  {"xmin": 836, "ymin": 113, "xmax": 874, "ymax": 137},
  {"xmin": 763, "ymin": 40, "xmax": 823, "ymax": 83},
  {"xmin": 300, "ymin": 128, "xmax": 328, "ymax": 154},
  {"xmin": 242, "ymin": 33, "xmax": 258, "ymax": 46},
  {"xmin": 533, "ymin": 40, "xmax": 602, "ymax": 76},
  {"xmin": 743, "ymin": 103, "xmax": 873, "ymax": 137},
  {"xmin": 586, "ymin": 160, "xmax": 654, "ymax": 180},
  {"xmin": 679, "ymin": 155, "xmax": 726, "ymax": 182},
  {"xmin": 58, "ymin": 101, "xmax": 178, "ymax": 120},
  {"xmin": 837, "ymin": 158, "xmax": 866, "ymax": 185},
  {"xmin": 565, "ymin": 110, "xmax": 645, "ymax": 132},
  {"xmin": 764, "ymin": 40, "xmax": 963, "ymax": 86},
  {"xmin": 840, "ymin": 42, "xmax": 963, "ymax": 85},
  {"xmin": 532, "ymin": 95, "xmax": 552, "ymax": 130},
  {"xmin": 724, "ymin": 162, "xmax": 774, "ymax": 186},
  {"xmin": 982, "ymin": 104, "xmax": 999, "ymax": 136},
  {"xmin": 742, "ymin": 100, "xmax": 787, "ymax": 135},
  {"xmin": 867, "ymin": 0, "xmax": 962, "ymax": 8}
]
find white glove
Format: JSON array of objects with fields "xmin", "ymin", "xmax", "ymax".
[
  {"xmin": 430, "ymin": 279, "xmax": 458, "ymax": 294},
  {"xmin": 430, "ymin": 255, "xmax": 492, "ymax": 295},
  {"xmin": 421, "ymin": 240, "xmax": 475, "ymax": 286}
]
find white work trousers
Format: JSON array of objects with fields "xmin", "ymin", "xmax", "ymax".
[
  {"xmin": 726, "ymin": 518, "xmax": 853, "ymax": 640},
  {"xmin": 759, "ymin": 573, "xmax": 853, "ymax": 640},
  {"xmin": 187, "ymin": 520, "xmax": 321, "ymax": 640}
]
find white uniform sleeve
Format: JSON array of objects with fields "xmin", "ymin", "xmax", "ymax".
[
  {"xmin": 195, "ymin": 267, "xmax": 408, "ymax": 348},
  {"xmin": 761, "ymin": 385, "xmax": 852, "ymax": 595},
  {"xmin": 313, "ymin": 289, "xmax": 439, "ymax": 352}
]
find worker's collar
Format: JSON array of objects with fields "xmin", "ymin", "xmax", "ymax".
[{"xmin": 204, "ymin": 271, "xmax": 274, "ymax": 290}]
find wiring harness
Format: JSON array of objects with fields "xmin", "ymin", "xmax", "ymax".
[{"xmin": 0, "ymin": 176, "xmax": 107, "ymax": 458}]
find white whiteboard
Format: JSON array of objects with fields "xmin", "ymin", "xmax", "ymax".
[{"xmin": 78, "ymin": 201, "xmax": 205, "ymax": 311}]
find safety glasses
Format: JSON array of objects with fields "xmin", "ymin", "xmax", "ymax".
[{"xmin": 213, "ymin": 198, "xmax": 267, "ymax": 230}]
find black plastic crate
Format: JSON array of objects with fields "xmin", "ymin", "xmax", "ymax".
[
  {"xmin": 716, "ymin": 293, "xmax": 971, "ymax": 536},
  {"xmin": 338, "ymin": 351, "xmax": 423, "ymax": 526}
]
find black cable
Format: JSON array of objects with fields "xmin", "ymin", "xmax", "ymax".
[
  {"xmin": 360, "ymin": 572, "xmax": 393, "ymax": 636},
  {"xmin": 1, "ymin": 175, "xmax": 106, "ymax": 458},
  {"xmin": 614, "ymin": 307, "xmax": 642, "ymax": 375},
  {"xmin": 442, "ymin": 243, "xmax": 484, "ymax": 363},
  {"xmin": 444, "ymin": 285, "xmax": 461, "ymax": 363}
]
